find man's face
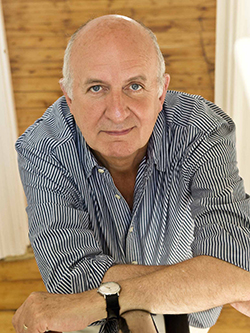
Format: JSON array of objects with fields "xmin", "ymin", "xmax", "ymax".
[{"xmin": 64, "ymin": 22, "xmax": 169, "ymax": 164}]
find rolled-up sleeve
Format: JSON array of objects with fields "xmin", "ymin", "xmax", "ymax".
[
  {"xmin": 187, "ymin": 119, "xmax": 250, "ymax": 272},
  {"xmin": 16, "ymin": 135, "xmax": 114, "ymax": 294}
]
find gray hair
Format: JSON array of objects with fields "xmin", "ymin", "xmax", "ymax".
[{"xmin": 61, "ymin": 18, "xmax": 166, "ymax": 99}]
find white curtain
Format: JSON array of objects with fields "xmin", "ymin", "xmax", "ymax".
[
  {"xmin": 215, "ymin": 0, "xmax": 250, "ymax": 193},
  {"xmin": 0, "ymin": 0, "xmax": 29, "ymax": 259}
]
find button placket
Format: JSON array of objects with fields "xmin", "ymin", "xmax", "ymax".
[{"xmin": 126, "ymin": 215, "xmax": 140, "ymax": 265}]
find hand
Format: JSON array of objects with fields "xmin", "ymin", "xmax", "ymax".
[
  {"xmin": 231, "ymin": 300, "xmax": 250, "ymax": 317},
  {"xmin": 12, "ymin": 290, "xmax": 104, "ymax": 333},
  {"xmin": 12, "ymin": 292, "xmax": 60, "ymax": 333}
]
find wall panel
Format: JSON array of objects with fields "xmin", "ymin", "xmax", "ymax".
[{"xmin": 2, "ymin": 0, "xmax": 216, "ymax": 136}]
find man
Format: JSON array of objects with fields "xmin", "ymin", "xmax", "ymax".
[{"xmin": 13, "ymin": 15, "xmax": 250, "ymax": 333}]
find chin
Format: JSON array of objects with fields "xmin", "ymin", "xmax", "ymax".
[
  {"xmin": 102, "ymin": 146, "xmax": 138, "ymax": 159},
  {"xmin": 104, "ymin": 151, "xmax": 134, "ymax": 159}
]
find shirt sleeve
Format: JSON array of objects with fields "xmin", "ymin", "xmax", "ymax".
[
  {"xmin": 186, "ymin": 117, "xmax": 250, "ymax": 272},
  {"xmin": 16, "ymin": 136, "xmax": 114, "ymax": 295}
]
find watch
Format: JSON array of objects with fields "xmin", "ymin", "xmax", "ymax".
[{"xmin": 97, "ymin": 281, "xmax": 121, "ymax": 320}]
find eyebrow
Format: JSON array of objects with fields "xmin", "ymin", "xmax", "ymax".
[
  {"xmin": 84, "ymin": 79, "xmax": 107, "ymax": 86},
  {"xmin": 83, "ymin": 75, "xmax": 148, "ymax": 86},
  {"xmin": 126, "ymin": 75, "xmax": 147, "ymax": 83}
]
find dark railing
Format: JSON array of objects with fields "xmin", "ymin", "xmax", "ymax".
[{"xmin": 164, "ymin": 314, "xmax": 190, "ymax": 333}]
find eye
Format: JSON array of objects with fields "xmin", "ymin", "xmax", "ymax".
[
  {"xmin": 90, "ymin": 85, "xmax": 103, "ymax": 93},
  {"xmin": 130, "ymin": 83, "xmax": 143, "ymax": 91}
]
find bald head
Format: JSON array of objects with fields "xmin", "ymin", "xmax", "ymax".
[
  {"xmin": 75, "ymin": 15, "xmax": 146, "ymax": 41},
  {"xmin": 61, "ymin": 15, "xmax": 165, "ymax": 99}
]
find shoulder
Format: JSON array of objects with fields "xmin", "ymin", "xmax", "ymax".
[
  {"xmin": 15, "ymin": 96, "xmax": 76, "ymax": 155},
  {"xmin": 162, "ymin": 90, "xmax": 235, "ymax": 134}
]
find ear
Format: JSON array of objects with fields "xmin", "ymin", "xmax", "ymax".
[
  {"xmin": 59, "ymin": 78, "xmax": 72, "ymax": 107},
  {"xmin": 159, "ymin": 74, "xmax": 170, "ymax": 105}
]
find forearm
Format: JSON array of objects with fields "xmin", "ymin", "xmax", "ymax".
[
  {"xmin": 102, "ymin": 263, "xmax": 165, "ymax": 282},
  {"xmin": 13, "ymin": 256, "xmax": 250, "ymax": 332},
  {"xmin": 118, "ymin": 256, "xmax": 250, "ymax": 315},
  {"xmin": 12, "ymin": 289, "xmax": 106, "ymax": 333}
]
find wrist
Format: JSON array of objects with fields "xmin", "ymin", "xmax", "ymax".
[
  {"xmin": 97, "ymin": 282, "xmax": 121, "ymax": 320},
  {"xmin": 118, "ymin": 279, "xmax": 138, "ymax": 315},
  {"xmin": 77, "ymin": 289, "xmax": 107, "ymax": 327}
]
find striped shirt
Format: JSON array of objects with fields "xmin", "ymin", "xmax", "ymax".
[{"xmin": 16, "ymin": 91, "xmax": 250, "ymax": 329}]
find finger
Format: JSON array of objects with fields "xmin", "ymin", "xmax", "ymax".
[{"xmin": 12, "ymin": 309, "xmax": 22, "ymax": 332}]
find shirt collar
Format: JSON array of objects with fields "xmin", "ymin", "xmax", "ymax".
[
  {"xmin": 76, "ymin": 125, "xmax": 99, "ymax": 178},
  {"xmin": 147, "ymin": 109, "xmax": 167, "ymax": 172}
]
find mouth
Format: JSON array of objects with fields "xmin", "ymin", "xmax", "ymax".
[{"xmin": 102, "ymin": 127, "xmax": 134, "ymax": 136}]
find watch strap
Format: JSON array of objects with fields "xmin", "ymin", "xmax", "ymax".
[
  {"xmin": 106, "ymin": 294, "xmax": 120, "ymax": 320},
  {"xmin": 105, "ymin": 295, "xmax": 130, "ymax": 332},
  {"xmin": 118, "ymin": 316, "xmax": 131, "ymax": 333}
]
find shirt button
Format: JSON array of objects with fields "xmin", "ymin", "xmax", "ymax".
[
  {"xmin": 115, "ymin": 194, "xmax": 121, "ymax": 199},
  {"xmin": 129, "ymin": 226, "xmax": 134, "ymax": 233},
  {"xmin": 98, "ymin": 168, "xmax": 105, "ymax": 174},
  {"xmin": 131, "ymin": 261, "xmax": 138, "ymax": 265}
]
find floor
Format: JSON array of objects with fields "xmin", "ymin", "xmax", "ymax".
[{"xmin": 0, "ymin": 253, "xmax": 249, "ymax": 333}]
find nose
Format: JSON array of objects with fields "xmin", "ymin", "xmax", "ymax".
[{"xmin": 105, "ymin": 90, "xmax": 129, "ymax": 123}]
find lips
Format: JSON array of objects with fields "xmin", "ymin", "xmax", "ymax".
[{"xmin": 102, "ymin": 127, "xmax": 134, "ymax": 136}]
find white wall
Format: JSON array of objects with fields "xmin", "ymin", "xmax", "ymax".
[
  {"xmin": 0, "ymin": 1, "xmax": 29, "ymax": 259},
  {"xmin": 215, "ymin": 0, "xmax": 250, "ymax": 193}
]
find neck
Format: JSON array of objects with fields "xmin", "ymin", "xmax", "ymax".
[
  {"xmin": 92, "ymin": 147, "xmax": 147, "ymax": 211},
  {"xmin": 92, "ymin": 146, "xmax": 147, "ymax": 177}
]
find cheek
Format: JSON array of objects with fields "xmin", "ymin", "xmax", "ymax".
[
  {"xmin": 129, "ymin": 96, "xmax": 149, "ymax": 108},
  {"xmin": 135, "ymin": 98, "xmax": 161, "ymax": 122},
  {"xmin": 70, "ymin": 100, "xmax": 102, "ymax": 129}
]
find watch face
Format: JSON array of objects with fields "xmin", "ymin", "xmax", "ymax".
[{"xmin": 98, "ymin": 282, "xmax": 121, "ymax": 296}]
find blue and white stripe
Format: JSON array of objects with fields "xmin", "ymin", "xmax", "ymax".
[{"xmin": 16, "ymin": 91, "xmax": 250, "ymax": 329}]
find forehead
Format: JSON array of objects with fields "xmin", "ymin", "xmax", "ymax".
[{"xmin": 70, "ymin": 20, "xmax": 158, "ymax": 82}]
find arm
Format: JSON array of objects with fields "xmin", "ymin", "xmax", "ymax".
[
  {"xmin": 118, "ymin": 256, "xmax": 250, "ymax": 315},
  {"xmin": 103, "ymin": 256, "xmax": 250, "ymax": 316},
  {"xmin": 12, "ymin": 255, "xmax": 250, "ymax": 333},
  {"xmin": 12, "ymin": 288, "xmax": 106, "ymax": 333},
  {"xmin": 16, "ymin": 130, "xmax": 114, "ymax": 294},
  {"xmin": 102, "ymin": 263, "xmax": 165, "ymax": 282}
]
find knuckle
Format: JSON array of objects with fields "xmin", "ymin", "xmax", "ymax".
[
  {"xmin": 12, "ymin": 315, "xmax": 16, "ymax": 327},
  {"xmin": 29, "ymin": 291, "xmax": 38, "ymax": 298},
  {"xmin": 12, "ymin": 308, "xmax": 20, "ymax": 328}
]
